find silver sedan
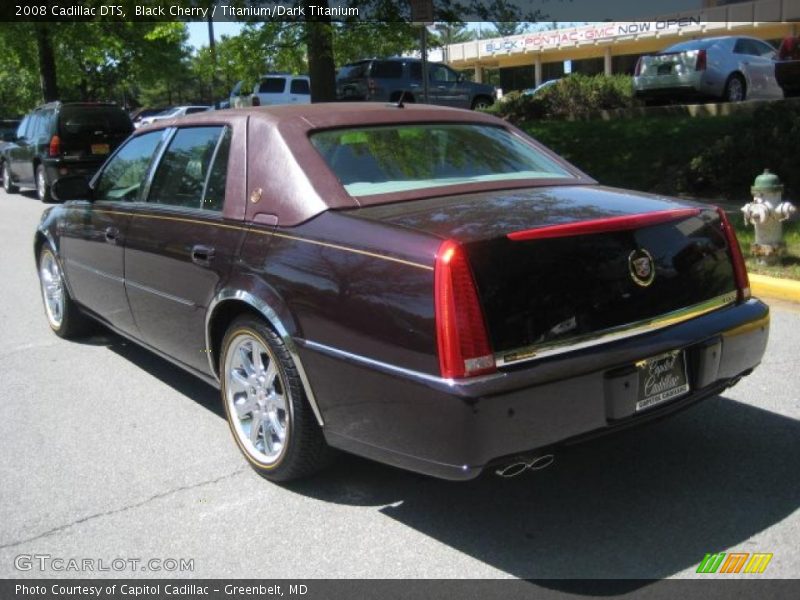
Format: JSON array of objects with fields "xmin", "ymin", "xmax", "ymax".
[{"xmin": 633, "ymin": 36, "xmax": 784, "ymax": 103}]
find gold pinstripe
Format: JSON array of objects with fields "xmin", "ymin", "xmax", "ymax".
[{"xmin": 90, "ymin": 208, "xmax": 434, "ymax": 271}]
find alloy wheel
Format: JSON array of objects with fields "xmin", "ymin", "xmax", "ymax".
[
  {"xmin": 39, "ymin": 250, "xmax": 64, "ymax": 328},
  {"xmin": 727, "ymin": 78, "xmax": 744, "ymax": 102},
  {"xmin": 37, "ymin": 168, "xmax": 47, "ymax": 200},
  {"xmin": 223, "ymin": 333, "xmax": 291, "ymax": 465}
]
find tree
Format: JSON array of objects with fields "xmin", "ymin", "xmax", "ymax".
[
  {"xmin": 490, "ymin": 22, "xmax": 530, "ymax": 37},
  {"xmin": 432, "ymin": 22, "xmax": 475, "ymax": 46}
]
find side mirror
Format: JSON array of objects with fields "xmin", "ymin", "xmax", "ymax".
[{"xmin": 52, "ymin": 175, "xmax": 93, "ymax": 202}]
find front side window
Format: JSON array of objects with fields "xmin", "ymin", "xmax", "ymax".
[
  {"xmin": 148, "ymin": 126, "xmax": 228, "ymax": 210},
  {"xmin": 94, "ymin": 131, "xmax": 164, "ymax": 202},
  {"xmin": 311, "ymin": 124, "xmax": 572, "ymax": 197},
  {"xmin": 430, "ymin": 65, "xmax": 458, "ymax": 83}
]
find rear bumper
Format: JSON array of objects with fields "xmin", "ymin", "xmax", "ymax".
[
  {"xmin": 42, "ymin": 157, "xmax": 104, "ymax": 184},
  {"xmin": 301, "ymin": 298, "xmax": 769, "ymax": 480}
]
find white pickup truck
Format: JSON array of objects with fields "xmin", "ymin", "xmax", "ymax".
[{"xmin": 230, "ymin": 74, "xmax": 311, "ymax": 108}]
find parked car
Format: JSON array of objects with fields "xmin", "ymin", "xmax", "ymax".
[
  {"xmin": 37, "ymin": 104, "xmax": 768, "ymax": 482},
  {"xmin": 2, "ymin": 102, "xmax": 132, "ymax": 202},
  {"xmin": 229, "ymin": 74, "xmax": 311, "ymax": 108},
  {"xmin": 775, "ymin": 36, "xmax": 800, "ymax": 97},
  {"xmin": 336, "ymin": 57, "xmax": 497, "ymax": 109},
  {"xmin": 138, "ymin": 105, "xmax": 211, "ymax": 127},
  {"xmin": 130, "ymin": 106, "xmax": 169, "ymax": 129},
  {"xmin": 633, "ymin": 36, "xmax": 784, "ymax": 103},
  {"xmin": 522, "ymin": 79, "xmax": 559, "ymax": 97}
]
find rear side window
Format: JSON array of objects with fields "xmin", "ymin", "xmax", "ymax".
[
  {"xmin": 338, "ymin": 62, "xmax": 368, "ymax": 79},
  {"xmin": 186, "ymin": 107, "xmax": 209, "ymax": 115},
  {"xmin": 148, "ymin": 126, "xmax": 228, "ymax": 210},
  {"xmin": 94, "ymin": 131, "xmax": 164, "ymax": 202},
  {"xmin": 370, "ymin": 61, "xmax": 403, "ymax": 78},
  {"xmin": 290, "ymin": 79, "xmax": 310, "ymax": 95},
  {"xmin": 662, "ymin": 39, "xmax": 716, "ymax": 53},
  {"xmin": 258, "ymin": 77, "xmax": 286, "ymax": 94},
  {"xmin": 16, "ymin": 116, "xmax": 29, "ymax": 139},
  {"xmin": 58, "ymin": 106, "xmax": 133, "ymax": 137}
]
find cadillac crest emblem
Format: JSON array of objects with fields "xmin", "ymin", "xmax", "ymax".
[{"xmin": 628, "ymin": 248, "xmax": 655, "ymax": 287}]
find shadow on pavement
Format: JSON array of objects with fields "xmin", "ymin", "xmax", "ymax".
[{"xmin": 84, "ymin": 327, "xmax": 799, "ymax": 585}]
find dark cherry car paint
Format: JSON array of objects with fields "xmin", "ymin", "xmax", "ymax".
[{"xmin": 35, "ymin": 104, "xmax": 769, "ymax": 480}]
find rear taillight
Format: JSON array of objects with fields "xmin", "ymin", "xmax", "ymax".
[
  {"xmin": 434, "ymin": 240, "xmax": 496, "ymax": 379},
  {"xmin": 716, "ymin": 207, "xmax": 750, "ymax": 302},
  {"xmin": 251, "ymin": 95, "xmax": 260, "ymax": 106},
  {"xmin": 48, "ymin": 135, "xmax": 61, "ymax": 157},
  {"xmin": 634, "ymin": 58, "xmax": 643, "ymax": 77},
  {"xmin": 696, "ymin": 49, "xmax": 707, "ymax": 71}
]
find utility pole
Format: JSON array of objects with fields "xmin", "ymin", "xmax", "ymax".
[
  {"xmin": 207, "ymin": 14, "xmax": 219, "ymax": 106},
  {"xmin": 410, "ymin": 0, "xmax": 434, "ymax": 104}
]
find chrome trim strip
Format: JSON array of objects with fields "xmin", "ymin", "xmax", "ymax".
[
  {"xmin": 299, "ymin": 340, "xmax": 504, "ymax": 388},
  {"xmin": 125, "ymin": 279, "xmax": 196, "ymax": 307},
  {"xmin": 495, "ymin": 292, "xmax": 738, "ymax": 367},
  {"xmin": 64, "ymin": 258, "xmax": 125, "ymax": 283},
  {"xmin": 205, "ymin": 289, "xmax": 325, "ymax": 427}
]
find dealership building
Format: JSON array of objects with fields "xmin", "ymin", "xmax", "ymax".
[{"xmin": 444, "ymin": 0, "xmax": 800, "ymax": 92}]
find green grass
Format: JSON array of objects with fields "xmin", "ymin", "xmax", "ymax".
[{"xmin": 732, "ymin": 216, "xmax": 800, "ymax": 281}]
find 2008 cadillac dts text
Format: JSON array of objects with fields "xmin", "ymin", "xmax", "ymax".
[{"xmin": 35, "ymin": 103, "xmax": 769, "ymax": 482}]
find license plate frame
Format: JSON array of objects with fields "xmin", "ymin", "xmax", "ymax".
[
  {"xmin": 91, "ymin": 143, "xmax": 110, "ymax": 155},
  {"xmin": 635, "ymin": 350, "xmax": 690, "ymax": 412}
]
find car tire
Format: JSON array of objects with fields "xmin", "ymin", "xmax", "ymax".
[
  {"xmin": 220, "ymin": 315, "xmax": 333, "ymax": 481},
  {"xmin": 38, "ymin": 245, "xmax": 91, "ymax": 338},
  {"xmin": 723, "ymin": 73, "xmax": 746, "ymax": 103},
  {"xmin": 2, "ymin": 161, "xmax": 18, "ymax": 194},
  {"xmin": 36, "ymin": 164, "xmax": 53, "ymax": 203},
  {"xmin": 471, "ymin": 96, "xmax": 493, "ymax": 110}
]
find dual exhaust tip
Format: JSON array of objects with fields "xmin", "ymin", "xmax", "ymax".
[{"xmin": 494, "ymin": 453, "xmax": 555, "ymax": 478}]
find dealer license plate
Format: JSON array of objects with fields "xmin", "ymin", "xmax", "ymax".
[
  {"xmin": 635, "ymin": 350, "xmax": 689, "ymax": 412},
  {"xmin": 91, "ymin": 143, "xmax": 110, "ymax": 155}
]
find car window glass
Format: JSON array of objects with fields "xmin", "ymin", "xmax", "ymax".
[
  {"xmin": 734, "ymin": 39, "xmax": 760, "ymax": 55},
  {"xmin": 430, "ymin": 65, "xmax": 457, "ymax": 83},
  {"xmin": 258, "ymin": 77, "xmax": 286, "ymax": 94},
  {"xmin": 16, "ymin": 116, "xmax": 29, "ymax": 139},
  {"xmin": 371, "ymin": 61, "xmax": 403, "ymax": 78},
  {"xmin": 28, "ymin": 114, "xmax": 43, "ymax": 138},
  {"xmin": 202, "ymin": 127, "xmax": 231, "ymax": 212},
  {"xmin": 753, "ymin": 40, "xmax": 776, "ymax": 56},
  {"xmin": 94, "ymin": 131, "xmax": 164, "ymax": 202},
  {"xmin": 409, "ymin": 62, "xmax": 422, "ymax": 80},
  {"xmin": 186, "ymin": 107, "xmax": 208, "ymax": 115},
  {"xmin": 290, "ymin": 79, "xmax": 310, "ymax": 95},
  {"xmin": 148, "ymin": 126, "xmax": 224, "ymax": 209}
]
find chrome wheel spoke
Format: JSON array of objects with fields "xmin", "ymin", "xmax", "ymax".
[
  {"xmin": 238, "ymin": 343, "xmax": 256, "ymax": 377},
  {"xmin": 264, "ymin": 361, "xmax": 277, "ymax": 389},
  {"xmin": 39, "ymin": 253, "xmax": 64, "ymax": 328},
  {"xmin": 229, "ymin": 368, "xmax": 250, "ymax": 392},
  {"xmin": 249, "ymin": 412, "xmax": 264, "ymax": 446}
]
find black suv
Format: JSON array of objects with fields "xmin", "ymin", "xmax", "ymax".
[
  {"xmin": 1, "ymin": 102, "xmax": 132, "ymax": 202},
  {"xmin": 336, "ymin": 57, "xmax": 496, "ymax": 110}
]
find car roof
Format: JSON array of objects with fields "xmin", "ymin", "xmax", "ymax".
[{"xmin": 135, "ymin": 103, "xmax": 588, "ymax": 226}]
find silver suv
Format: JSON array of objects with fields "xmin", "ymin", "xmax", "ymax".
[{"xmin": 336, "ymin": 57, "xmax": 496, "ymax": 110}]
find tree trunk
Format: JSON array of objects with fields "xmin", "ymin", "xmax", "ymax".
[
  {"xmin": 35, "ymin": 24, "xmax": 59, "ymax": 102},
  {"xmin": 303, "ymin": 0, "xmax": 336, "ymax": 103}
]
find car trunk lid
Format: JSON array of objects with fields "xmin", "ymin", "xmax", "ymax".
[{"xmin": 346, "ymin": 186, "xmax": 740, "ymax": 366}]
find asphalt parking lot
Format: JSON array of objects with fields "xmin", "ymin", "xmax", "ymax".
[{"xmin": 0, "ymin": 187, "xmax": 798, "ymax": 581}]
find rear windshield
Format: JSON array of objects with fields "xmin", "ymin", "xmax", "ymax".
[
  {"xmin": 370, "ymin": 61, "xmax": 403, "ymax": 78},
  {"xmin": 58, "ymin": 106, "xmax": 132, "ymax": 135},
  {"xmin": 662, "ymin": 40, "xmax": 716, "ymax": 53},
  {"xmin": 258, "ymin": 77, "xmax": 286, "ymax": 93},
  {"xmin": 311, "ymin": 124, "xmax": 572, "ymax": 197}
]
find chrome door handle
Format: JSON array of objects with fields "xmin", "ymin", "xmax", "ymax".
[
  {"xmin": 104, "ymin": 227, "xmax": 118, "ymax": 243},
  {"xmin": 191, "ymin": 244, "xmax": 215, "ymax": 265}
]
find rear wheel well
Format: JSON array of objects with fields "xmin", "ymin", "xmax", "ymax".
[{"xmin": 208, "ymin": 300, "xmax": 274, "ymax": 376}]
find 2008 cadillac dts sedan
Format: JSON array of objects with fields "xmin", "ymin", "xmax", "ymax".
[{"xmin": 35, "ymin": 104, "xmax": 769, "ymax": 481}]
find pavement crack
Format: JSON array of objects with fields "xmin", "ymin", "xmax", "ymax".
[{"xmin": 0, "ymin": 467, "xmax": 248, "ymax": 551}]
